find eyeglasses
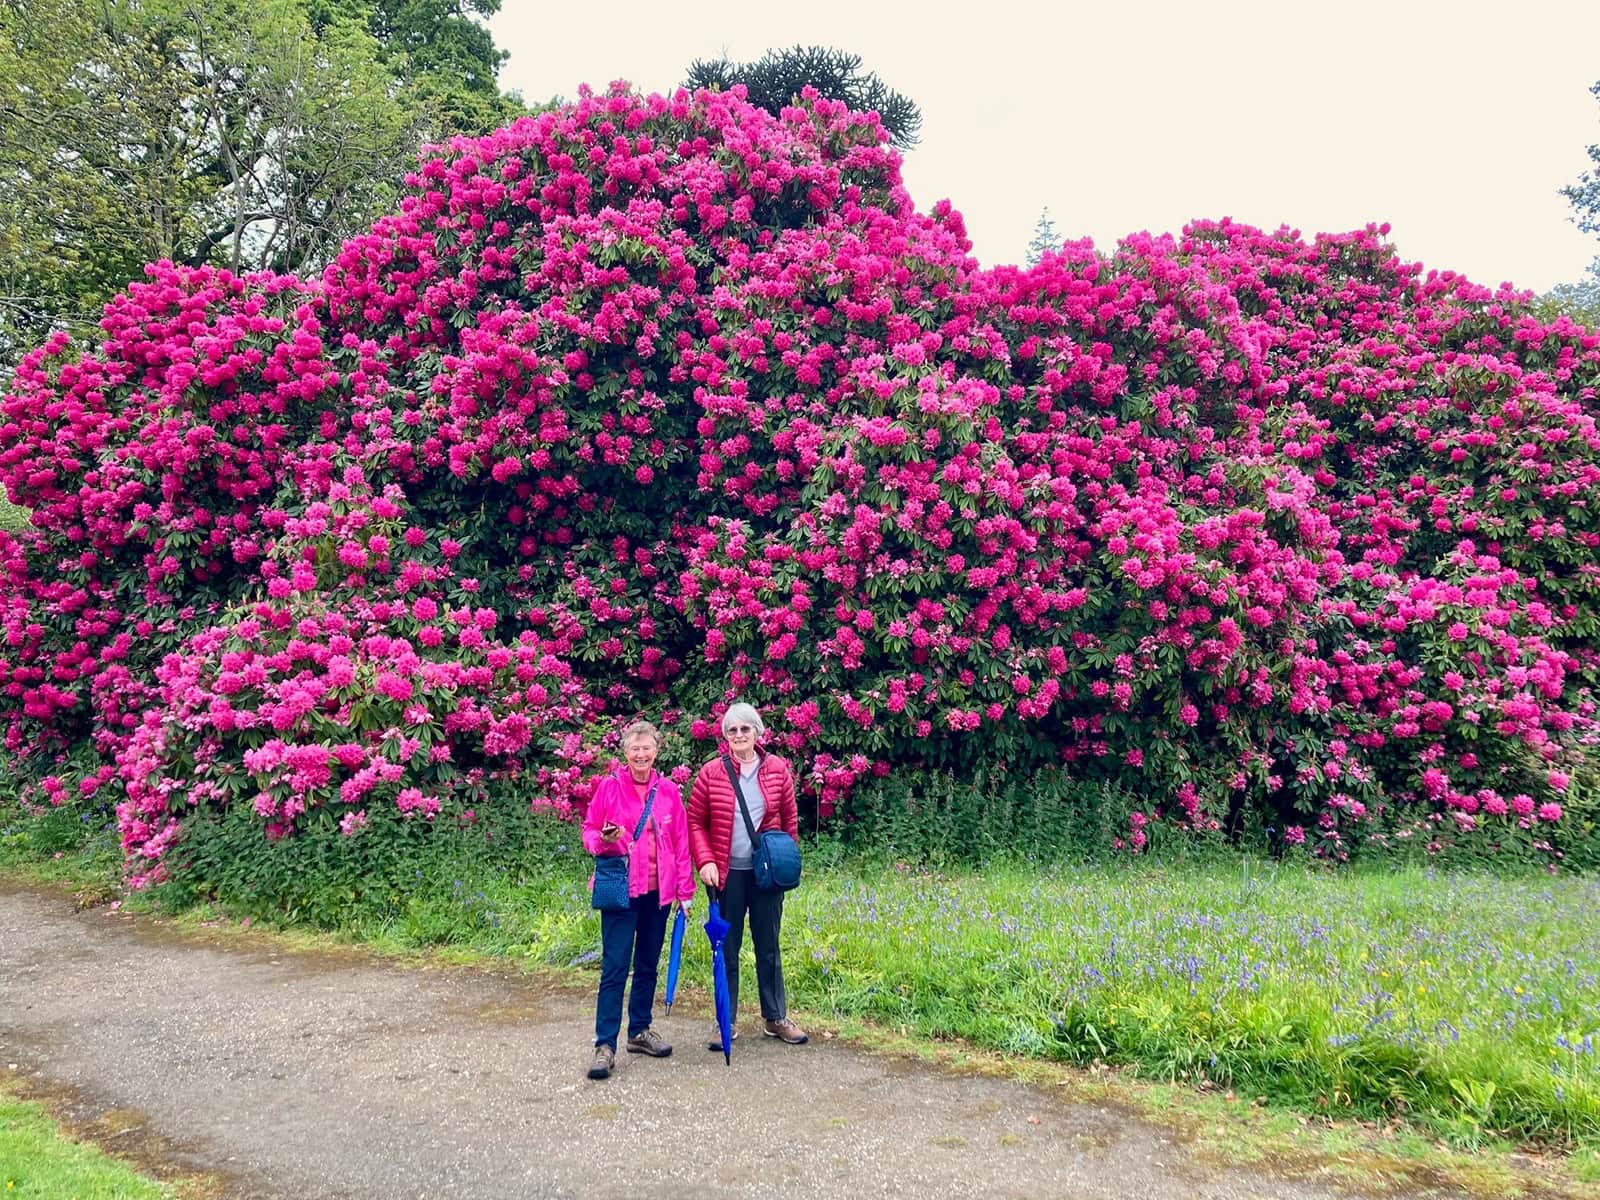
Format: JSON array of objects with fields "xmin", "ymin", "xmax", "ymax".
[{"xmin": 727, "ymin": 725, "xmax": 756, "ymax": 735}]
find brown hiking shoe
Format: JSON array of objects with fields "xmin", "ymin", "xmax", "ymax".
[
  {"xmin": 763, "ymin": 1018, "xmax": 809, "ymax": 1045},
  {"xmin": 586, "ymin": 1044, "xmax": 615, "ymax": 1080},
  {"xmin": 626, "ymin": 1028, "xmax": 672, "ymax": 1057},
  {"xmin": 706, "ymin": 1027, "xmax": 740, "ymax": 1052}
]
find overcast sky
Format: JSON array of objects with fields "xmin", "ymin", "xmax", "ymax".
[{"xmin": 490, "ymin": 0, "xmax": 1600, "ymax": 293}]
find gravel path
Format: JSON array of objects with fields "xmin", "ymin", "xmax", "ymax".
[{"xmin": 1, "ymin": 883, "xmax": 1456, "ymax": 1199}]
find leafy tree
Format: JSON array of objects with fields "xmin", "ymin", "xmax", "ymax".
[
  {"xmin": 309, "ymin": 0, "xmax": 519, "ymax": 135},
  {"xmin": 1556, "ymin": 80, "xmax": 1600, "ymax": 328},
  {"xmin": 1535, "ymin": 257, "xmax": 1600, "ymax": 327},
  {"xmin": 190, "ymin": 4, "xmax": 434, "ymax": 274},
  {"xmin": 684, "ymin": 45, "xmax": 921, "ymax": 148},
  {"xmin": 1563, "ymin": 79, "xmax": 1600, "ymax": 236},
  {"xmin": 0, "ymin": 0, "xmax": 195, "ymax": 360},
  {"xmin": 1026, "ymin": 206, "xmax": 1060, "ymax": 267},
  {"xmin": 0, "ymin": 0, "xmax": 520, "ymax": 376}
]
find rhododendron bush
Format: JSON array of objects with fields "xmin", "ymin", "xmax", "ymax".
[{"xmin": 3, "ymin": 83, "xmax": 1598, "ymax": 884}]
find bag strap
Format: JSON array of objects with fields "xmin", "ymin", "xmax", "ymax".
[
  {"xmin": 722, "ymin": 755, "xmax": 761, "ymax": 845},
  {"xmin": 631, "ymin": 782, "xmax": 658, "ymax": 843}
]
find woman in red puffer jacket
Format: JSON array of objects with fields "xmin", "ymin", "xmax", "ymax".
[{"xmin": 687, "ymin": 701, "xmax": 808, "ymax": 1047}]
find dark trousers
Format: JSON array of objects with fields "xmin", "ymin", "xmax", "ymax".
[
  {"xmin": 594, "ymin": 890, "xmax": 670, "ymax": 1050},
  {"xmin": 721, "ymin": 868, "xmax": 787, "ymax": 1023}
]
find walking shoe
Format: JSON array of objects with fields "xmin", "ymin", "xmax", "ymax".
[
  {"xmin": 763, "ymin": 1018, "xmax": 809, "ymax": 1045},
  {"xmin": 626, "ymin": 1028, "xmax": 672, "ymax": 1057},
  {"xmin": 587, "ymin": 1044, "xmax": 615, "ymax": 1080},
  {"xmin": 706, "ymin": 1028, "xmax": 740, "ymax": 1052}
]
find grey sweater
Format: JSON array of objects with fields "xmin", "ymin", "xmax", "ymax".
[{"xmin": 727, "ymin": 754, "xmax": 767, "ymax": 870}]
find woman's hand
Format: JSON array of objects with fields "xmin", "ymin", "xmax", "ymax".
[
  {"xmin": 600, "ymin": 822, "xmax": 623, "ymax": 844},
  {"xmin": 698, "ymin": 862, "xmax": 720, "ymax": 889}
]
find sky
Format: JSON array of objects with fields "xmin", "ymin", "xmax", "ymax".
[{"xmin": 489, "ymin": 0, "xmax": 1600, "ymax": 293}]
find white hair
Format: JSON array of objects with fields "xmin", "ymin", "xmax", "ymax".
[{"xmin": 721, "ymin": 702, "xmax": 765, "ymax": 737}]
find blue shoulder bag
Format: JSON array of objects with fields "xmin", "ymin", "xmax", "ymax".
[
  {"xmin": 590, "ymin": 783, "xmax": 656, "ymax": 911},
  {"xmin": 723, "ymin": 756, "xmax": 801, "ymax": 892}
]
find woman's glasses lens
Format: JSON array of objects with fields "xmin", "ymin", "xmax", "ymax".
[{"xmin": 729, "ymin": 725, "xmax": 754, "ymax": 735}]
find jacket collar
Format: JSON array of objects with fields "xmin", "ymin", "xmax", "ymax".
[
  {"xmin": 615, "ymin": 764, "xmax": 660, "ymax": 789},
  {"xmin": 724, "ymin": 749, "xmax": 765, "ymax": 772}
]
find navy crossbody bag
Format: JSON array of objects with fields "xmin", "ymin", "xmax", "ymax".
[
  {"xmin": 723, "ymin": 756, "xmax": 801, "ymax": 892},
  {"xmin": 590, "ymin": 783, "xmax": 657, "ymax": 911}
]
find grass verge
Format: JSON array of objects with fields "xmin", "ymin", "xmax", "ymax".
[{"xmin": 0, "ymin": 1077, "xmax": 177, "ymax": 1199}]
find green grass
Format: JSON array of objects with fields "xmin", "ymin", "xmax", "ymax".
[
  {"xmin": 0, "ymin": 804, "xmax": 125, "ymax": 903},
  {"xmin": 0, "ymin": 484, "xmax": 29, "ymax": 534},
  {"xmin": 0, "ymin": 1083, "xmax": 173, "ymax": 1199},
  {"xmin": 777, "ymin": 862, "xmax": 1600, "ymax": 1152}
]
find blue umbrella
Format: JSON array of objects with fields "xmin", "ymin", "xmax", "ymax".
[
  {"xmin": 703, "ymin": 890, "xmax": 733, "ymax": 1064},
  {"xmin": 662, "ymin": 905, "xmax": 687, "ymax": 1015}
]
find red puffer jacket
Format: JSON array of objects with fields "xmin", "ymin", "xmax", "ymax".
[{"xmin": 687, "ymin": 751, "xmax": 799, "ymax": 882}]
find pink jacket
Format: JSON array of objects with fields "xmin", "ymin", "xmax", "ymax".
[{"xmin": 582, "ymin": 766, "xmax": 695, "ymax": 906}]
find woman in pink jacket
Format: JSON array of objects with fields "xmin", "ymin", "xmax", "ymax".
[{"xmin": 581, "ymin": 719, "xmax": 696, "ymax": 1080}]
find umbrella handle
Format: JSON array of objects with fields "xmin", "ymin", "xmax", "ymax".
[{"xmin": 704, "ymin": 883, "xmax": 722, "ymax": 906}]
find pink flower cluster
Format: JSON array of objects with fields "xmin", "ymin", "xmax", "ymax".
[
  {"xmin": 2, "ymin": 82, "xmax": 1597, "ymax": 876},
  {"xmin": 112, "ymin": 468, "xmax": 602, "ymax": 883}
]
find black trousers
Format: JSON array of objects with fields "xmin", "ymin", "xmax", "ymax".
[{"xmin": 721, "ymin": 868, "xmax": 787, "ymax": 1023}]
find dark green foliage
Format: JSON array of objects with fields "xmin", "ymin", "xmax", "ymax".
[
  {"xmin": 158, "ymin": 791, "xmax": 587, "ymax": 931},
  {"xmin": 160, "ymin": 784, "xmax": 586, "ymax": 929},
  {"xmin": 0, "ymin": 794, "xmax": 123, "ymax": 882},
  {"xmin": 684, "ymin": 45, "xmax": 921, "ymax": 148},
  {"xmin": 0, "ymin": 803, "xmax": 107, "ymax": 859},
  {"xmin": 831, "ymin": 766, "xmax": 1222, "ymax": 866}
]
